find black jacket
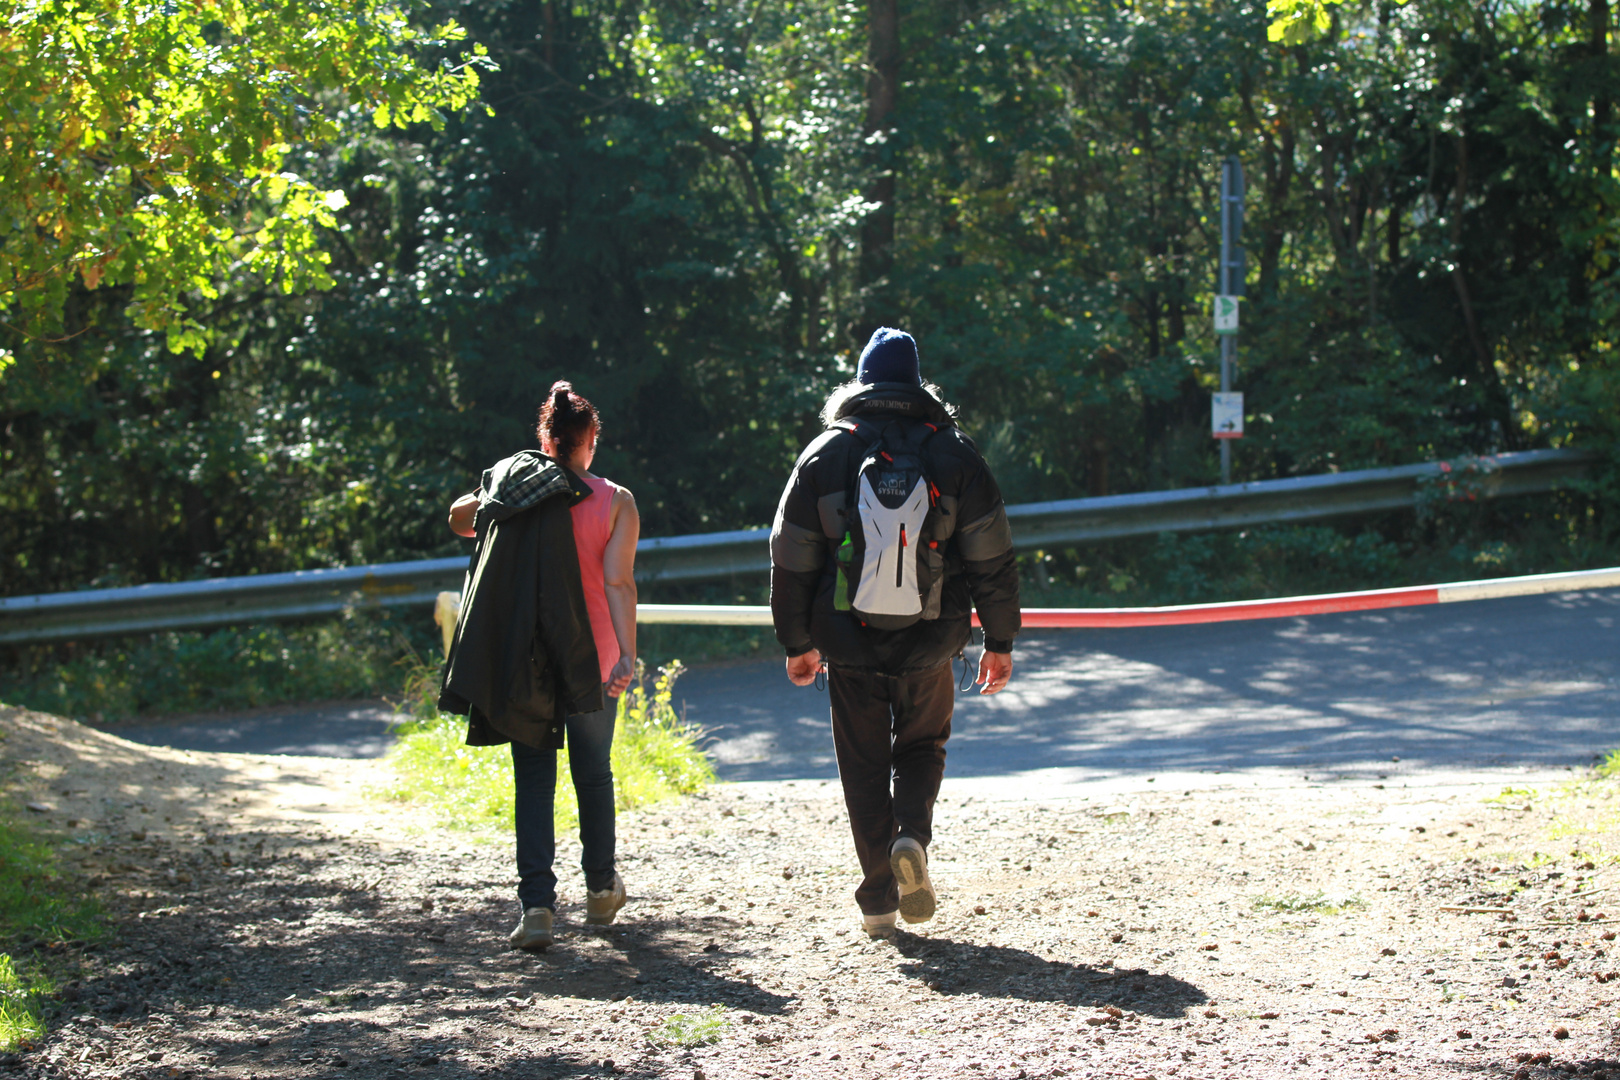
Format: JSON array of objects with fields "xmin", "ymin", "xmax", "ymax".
[
  {"xmin": 769, "ymin": 383, "xmax": 1021, "ymax": 675},
  {"xmin": 438, "ymin": 451, "xmax": 603, "ymax": 750}
]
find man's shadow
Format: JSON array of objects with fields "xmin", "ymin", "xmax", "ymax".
[{"xmin": 891, "ymin": 933, "xmax": 1207, "ymax": 1018}]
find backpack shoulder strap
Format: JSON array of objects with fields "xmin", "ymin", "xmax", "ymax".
[
  {"xmin": 831, "ymin": 417, "xmax": 885, "ymax": 446},
  {"xmin": 902, "ymin": 420, "xmax": 947, "ymax": 452}
]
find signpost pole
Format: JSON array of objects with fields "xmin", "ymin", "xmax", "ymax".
[
  {"xmin": 1216, "ymin": 156, "xmax": 1244, "ymax": 485},
  {"xmin": 1219, "ymin": 336, "xmax": 1233, "ymax": 485}
]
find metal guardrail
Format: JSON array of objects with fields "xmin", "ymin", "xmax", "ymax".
[
  {"xmin": 1005, "ymin": 447, "xmax": 1589, "ymax": 548},
  {"xmin": 0, "ymin": 448, "xmax": 1591, "ymax": 645}
]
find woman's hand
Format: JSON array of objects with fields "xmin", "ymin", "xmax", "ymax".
[
  {"xmin": 447, "ymin": 492, "xmax": 479, "ymax": 537},
  {"xmin": 607, "ymin": 653, "xmax": 636, "ymax": 698}
]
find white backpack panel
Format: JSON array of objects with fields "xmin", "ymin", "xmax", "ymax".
[{"xmin": 852, "ymin": 473, "xmax": 930, "ymax": 617}]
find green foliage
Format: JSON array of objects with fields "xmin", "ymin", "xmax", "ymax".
[
  {"xmin": 380, "ymin": 659, "xmax": 714, "ymax": 832},
  {"xmin": 0, "ymin": 811, "xmax": 105, "ymax": 1051},
  {"xmin": 1266, "ymin": 0, "xmax": 1352, "ymax": 45},
  {"xmin": 0, "ymin": 611, "xmax": 423, "ymax": 721},
  {"xmin": 5, "ymin": 0, "xmax": 1620, "ymax": 608},
  {"xmin": 648, "ymin": 1005, "xmax": 729, "ymax": 1048},
  {"xmin": 0, "ymin": 0, "xmax": 489, "ymax": 353}
]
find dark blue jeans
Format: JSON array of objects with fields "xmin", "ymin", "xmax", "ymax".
[{"xmin": 511, "ymin": 693, "xmax": 618, "ymax": 911}]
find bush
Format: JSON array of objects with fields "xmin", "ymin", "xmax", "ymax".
[
  {"xmin": 0, "ymin": 610, "xmax": 428, "ymax": 721},
  {"xmin": 380, "ymin": 658, "xmax": 714, "ymax": 832}
]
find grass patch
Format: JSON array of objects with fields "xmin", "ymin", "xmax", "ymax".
[
  {"xmin": 0, "ymin": 811, "xmax": 105, "ymax": 1050},
  {"xmin": 648, "ymin": 1005, "xmax": 728, "ymax": 1048},
  {"xmin": 0, "ymin": 954, "xmax": 46, "ymax": 1051},
  {"xmin": 322, "ymin": 989, "xmax": 369, "ymax": 1007},
  {"xmin": 1251, "ymin": 890, "xmax": 1365, "ymax": 915},
  {"xmin": 1486, "ymin": 786, "xmax": 1538, "ymax": 805},
  {"xmin": 380, "ymin": 659, "xmax": 714, "ymax": 831},
  {"xmin": 0, "ymin": 609, "xmax": 430, "ymax": 721}
]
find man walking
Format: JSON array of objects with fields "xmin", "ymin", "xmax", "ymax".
[{"xmin": 770, "ymin": 327, "xmax": 1021, "ymax": 938}]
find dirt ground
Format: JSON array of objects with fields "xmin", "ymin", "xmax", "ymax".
[{"xmin": 5, "ymin": 703, "xmax": 1620, "ymax": 1080}]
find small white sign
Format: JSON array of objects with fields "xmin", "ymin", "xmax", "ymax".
[
  {"xmin": 1213, "ymin": 294, "xmax": 1240, "ymax": 335},
  {"xmin": 1212, "ymin": 392, "xmax": 1244, "ymax": 439}
]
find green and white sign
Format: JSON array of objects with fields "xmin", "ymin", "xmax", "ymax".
[
  {"xmin": 1212, "ymin": 392, "xmax": 1244, "ymax": 439},
  {"xmin": 1213, "ymin": 294, "xmax": 1240, "ymax": 335}
]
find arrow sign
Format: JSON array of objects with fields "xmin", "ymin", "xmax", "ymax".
[
  {"xmin": 1212, "ymin": 392, "xmax": 1244, "ymax": 440},
  {"xmin": 1213, "ymin": 294, "xmax": 1239, "ymax": 335}
]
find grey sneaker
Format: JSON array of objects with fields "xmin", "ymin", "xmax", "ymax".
[
  {"xmin": 862, "ymin": 910, "xmax": 898, "ymax": 939},
  {"xmin": 891, "ymin": 837, "xmax": 935, "ymax": 924},
  {"xmin": 584, "ymin": 872, "xmax": 627, "ymax": 926},
  {"xmin": 509, "ymin": 906, "xmax": 554, "ymax": 951}
]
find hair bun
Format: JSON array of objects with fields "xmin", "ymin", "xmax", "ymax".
[{"xmin": 536, "ymin": 380, "xmax": 600, "ymax": 460}]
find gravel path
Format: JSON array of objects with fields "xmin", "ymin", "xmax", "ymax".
[{"xmin": 5, "ymin": 706, "xmax": 1620, "ymax": 1080}]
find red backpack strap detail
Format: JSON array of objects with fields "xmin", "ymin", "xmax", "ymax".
[{"xmin": 833, "ymin": 417, "xmax": 885, "ymax": 446}]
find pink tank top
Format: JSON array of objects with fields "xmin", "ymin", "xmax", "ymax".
[{"xmin": 570, "ymin": 475, "xmax": 622, "ymax": 683}]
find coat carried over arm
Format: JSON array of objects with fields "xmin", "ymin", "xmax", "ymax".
[{"xmin": 438, "ymin": 451, "xmax": 603, "ymax": 751}]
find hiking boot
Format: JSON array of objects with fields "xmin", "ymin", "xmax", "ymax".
[
  {"xmin": 890, "ymin": 837, "xmax": 935, "ymax": 924},
  {"xmin": 862, "ymin": 910, "xmax": 898, "ymax": 939},
  {"xmin": 584, "ymin": 872, "xmax": 627, "ymax": 926},
  {"xmin": 509, "ymin": 906, "xmax": 554, "ymax": 951}
]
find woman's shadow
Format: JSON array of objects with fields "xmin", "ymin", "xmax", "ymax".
[{"xmin": 890, "ymin": 933, "xmax": 1207, "ymax": 1018}]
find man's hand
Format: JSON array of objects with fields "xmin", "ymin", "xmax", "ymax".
[
  {"xmin": 977, "ymin": 650, "xmax": 1012, "ymax": 695},
  {"xmin": 785, "ymin": 649, "xmax": 824, "ymax": 687},
  {"xmin": 606, "ymin": 653, "xmax": 636, "ymax": 699}
]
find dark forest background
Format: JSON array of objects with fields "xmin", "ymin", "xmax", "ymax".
[{"xmin": 7, "ymin": 0, "xmax": 1620, "ymax": 604}]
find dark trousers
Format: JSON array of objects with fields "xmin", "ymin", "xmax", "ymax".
[
  {"xmin": 510, "ymin": 693, "xmax": 618, "ymax": 911},
  {"xmin": 828, "ymin": 661, "xmax": 955, "ymax": 915}
]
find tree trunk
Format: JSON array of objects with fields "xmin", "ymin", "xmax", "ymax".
[
  {"xmin": 181, "ymin": 482, "xmax": 219, "ymax": 563},
  {"xmin": 856, "ymin": 0, "xmax": 901, "ymax": 341},
  {"xmin": 543, "ymin": 2, "xmax": 555, "ymax": 69},
  {"xmin": 1448, "ymin": 136, "xmax": 1492, "ymax": 374},
  {"xmin": 1595, "ymin": 0, "xmax": 1612, "ymax": 169},
  {"xmin": 1448, "ymin": 134, "xmax": 1517, "ymax": 447},
  {"xmin": 1240, "ymin": 72, "xmax": 1294, "ymax": 300},
  {"xmin": 1086, "ymin": 431, "xmax": 1110, "ymax": 497}
]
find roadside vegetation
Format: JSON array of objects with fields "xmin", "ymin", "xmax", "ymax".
[
  {"xmin": 379, "ymin": 659, "xmax": 714, "ymax": 832},
  {"xmin": 0, "ymin": 812, "xmax": 104, "ymax": 1050},
  {"xmin": 0, "ymin": 610, "xmax": 424, "ymax": 723}
]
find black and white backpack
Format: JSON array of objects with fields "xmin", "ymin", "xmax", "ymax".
[{"xmin": 830, "ymin": 417, "xmax": 948, "ymax": 630}]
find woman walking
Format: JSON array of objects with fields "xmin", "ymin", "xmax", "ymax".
[{"xmin": 443, "ymin": 381, "xmax": 640, "ymax": 950}]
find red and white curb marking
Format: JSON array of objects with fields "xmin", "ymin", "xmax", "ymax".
[
  {"xmin": 1013, "ymin": 565, "xmax": 1620, "ymax": 628},
  {"xmin": 636, "ymin": 566, "xmax": 1620, "ymax": 628}
]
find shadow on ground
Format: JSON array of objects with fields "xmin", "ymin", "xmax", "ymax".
[{"xmin": 890, "ymin": 932, "xmax": 1207, "ymax": 1017}]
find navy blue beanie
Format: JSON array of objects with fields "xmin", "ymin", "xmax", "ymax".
[{"xmin": 856, "ymin": 327, "xmax": 921, "ymax": 385}]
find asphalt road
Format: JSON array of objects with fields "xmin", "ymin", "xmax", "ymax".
[
  {"xmin": 106, "ymin": 700, "xmax": 405, "ymax": 760},
  {"xmin": 109, "ymin": 588, "xmax": 1619, "ymax": 783}
]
